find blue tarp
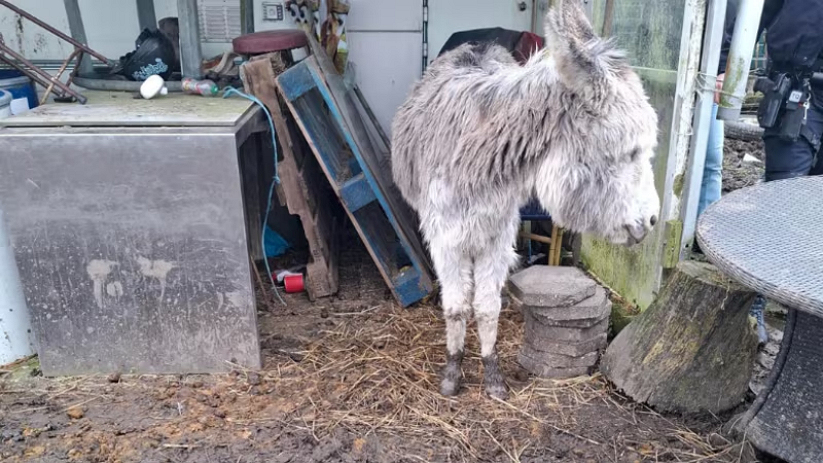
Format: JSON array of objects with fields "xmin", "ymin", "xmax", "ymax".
[{"xmin": 264, "ymin": 225, "xmax": 289, "ymax": 258}]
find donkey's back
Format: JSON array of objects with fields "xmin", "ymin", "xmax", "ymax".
[{"xmin": 391, "ymin": 42, "xmax": 524, "ymax": 213}]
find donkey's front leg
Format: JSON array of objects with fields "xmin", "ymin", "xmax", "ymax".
[
  {"xmin": 431, "ymin": 241, "xmax": 473, "ymax": 396},
  {"xmin": 442, "ymin": 312, "xmax": 467, "ymax": 396},
  {"xmin": 473, "ymin": 246, "xmax": 515, "ymax": 400}
]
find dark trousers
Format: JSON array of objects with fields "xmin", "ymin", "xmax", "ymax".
[
  {"xmin": 751, "ymin": 93, "xmax": 823, "ymax": 338},
  {"xmin": 763, "ymin": 96, "xmax": 823, "ymax": 181}
]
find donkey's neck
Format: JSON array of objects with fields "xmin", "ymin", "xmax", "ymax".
[
  {"xmin": 483, "ymin": 50, "xmax": 559, "ymax": 107},
  {"xmin": 464, "ymin": 51, "xmax": 566, "ymax": 183}
]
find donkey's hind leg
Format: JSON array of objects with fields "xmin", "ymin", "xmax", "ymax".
[
  {"xmin": 473, "ymin": 241, "xmax": 518, "ymax": 400},
  {"xmin": 430, "ymin": 239, "xmax": 473, "ymax": 396}
]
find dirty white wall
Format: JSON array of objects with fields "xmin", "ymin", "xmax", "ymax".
[
  {"xmin": 0, "ymin": 0, "xmax": 540, "ymax": 133},
  {"xmin": 0, "ymin": 0, "xmax": 232, "ymax": 62},
  {"xmin": 251, "ymin": 0, "xmax": 424, "ymax": 136},
  {"xmin": 0, "ymin": 0, "xmax": 143, "ymax": 60},
  {"xmin": 426, "ymin": 0, "xmax": 533, "ymax": 64}
]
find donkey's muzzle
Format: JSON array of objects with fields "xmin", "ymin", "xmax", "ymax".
[{"xmin": 624, "ymin": 221, "xmax": 651, "ymax": 246}]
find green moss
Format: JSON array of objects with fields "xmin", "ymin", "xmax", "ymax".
[
  {"xmin": 2, "ymin": 355, "xmax": 40, "ymax": 384},
  {"xmin": 673, "ymin": 173, "xmax": 685, "ymax": 197},
  {"xmin": 580, "ymin": 0, "xmax": 689, "ymax": 312},
  {"xmin": 610, "ymin": 297, "xmax": 640, "ymax": 336},
  {"xmin": 719, "ymin": 56, "xmax": 748, "ymax": 108}
]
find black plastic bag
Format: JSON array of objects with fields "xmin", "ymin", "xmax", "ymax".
[{"xmin": 110, "ymin": 28, "xmax": 176, "ymax": 81}]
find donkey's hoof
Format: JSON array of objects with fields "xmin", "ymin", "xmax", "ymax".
[
  {"xmin": 484, "ymin": 383, "xmax": 509, "ymax": 400},
  {"xmin": 440, "ymin": 377, "xmax": 461, "ymax": 396}
]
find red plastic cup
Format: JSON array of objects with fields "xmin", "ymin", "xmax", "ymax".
[{"xmin": 283, "ymin": 274, "xmax": 304, "ymax": 293}]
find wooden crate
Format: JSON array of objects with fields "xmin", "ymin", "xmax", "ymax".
[{"xmin": 242, "ymin": 55, "xmax": 339, "ymax": 300}]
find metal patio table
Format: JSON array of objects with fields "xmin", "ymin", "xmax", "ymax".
[{"xmin": 696, "ymin": 176, "xmax": 823, "ymax": 463}]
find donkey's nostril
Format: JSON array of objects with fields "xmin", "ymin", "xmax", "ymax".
[{"xmin": 649, "ymin": 215, "xmax": 658, "ymax": 227}]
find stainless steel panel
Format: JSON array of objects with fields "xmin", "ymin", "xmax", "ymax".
[{"xmin": 0, "ymin": 126, "xmax": 261, "ymax": 375}]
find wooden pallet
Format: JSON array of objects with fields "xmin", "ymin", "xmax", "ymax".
[
  {"xmin": 276, "ymin": 55, "xmax": 433, "ymax": 307},
  {"xmin": 242, "ymin": 54, "xmax": 339, "ymax": 300}
]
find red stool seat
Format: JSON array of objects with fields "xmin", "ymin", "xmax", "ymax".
[{"xmin": 233, "ymin": 30, "xmax": 309, "ymax": 55}]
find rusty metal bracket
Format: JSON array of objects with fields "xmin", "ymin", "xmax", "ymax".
[{"xmin": 0, "ymin": 0, "xmax": 112, "ymax": 105}]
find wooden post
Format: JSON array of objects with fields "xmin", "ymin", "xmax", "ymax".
[
  {"xmin": 551, "ymin": 227, "xmax": 564, "ymax": 266},
  {"xmin": 602, "ymin": 0, "xmax": 615, "ymax": 37},
  {"xmin": 600, "ymin": 261, "xmax": 758, "ymax": 414},
  {"xmin": 63, "ymin": 0, "xmax": 93, "ymax": 75},
  {"xmin": 40, "ymin": 49, "xmax": 80, "ymax": 105},
  {"xmin": 177, "ymin": 0, "xmax": 203, "ymax": 79}
]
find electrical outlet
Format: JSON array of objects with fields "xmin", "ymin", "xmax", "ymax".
[{"xmin": 263, "ymin": 2, "xmax": 284, "ymax": 21}]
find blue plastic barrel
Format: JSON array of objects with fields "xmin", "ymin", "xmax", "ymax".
[
  {"xmin": 0, "ymin": 69, "xmax": 38, "ymax": 114},
  {"xmin": 0, "ymin": 89, "xmax": 11, "ymax": 119}
]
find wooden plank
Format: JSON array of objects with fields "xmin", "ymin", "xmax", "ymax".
[
  {"xmin": 276, "ymin": 57, "xmax": 433, "ymax": 306},
  {"xmin": 340, "ymin": 173, "xmax": 377, "ymax": 212},
  {"xmin": 301, "ymin": 46, "xmax": 432, "ymax": 274},
  {"xmin": 277, "ymin": 83, "xmax": 399, "ymax": 301},
  {"xmin": 276, "ymin": 64, "xmax": 321, "ymax": 104},
  {"xmin": 241, "ymin": 55, "xmax": 339, "ymax": 300}
]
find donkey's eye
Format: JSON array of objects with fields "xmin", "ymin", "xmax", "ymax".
[{"xmin": 628, "ymin": 148, "xmax": 640, "ymax": 162}]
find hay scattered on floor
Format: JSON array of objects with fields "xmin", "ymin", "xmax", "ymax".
[
  {"xmin": 2, "ymin": 301, "xmax": 756, "ymax": 462},
  {"xmin": 258, "ymin": 302, "xmax": 753, "ymax": 462}
]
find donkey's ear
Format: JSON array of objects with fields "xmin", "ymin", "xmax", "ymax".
[{"xmin": 544, "ymin": 0, "xmax": 627, "ymax": 102}]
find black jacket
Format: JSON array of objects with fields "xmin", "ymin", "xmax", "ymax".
[{"xmin": 718, "ymin": 0, "xmax": 823, "ymax": 73}]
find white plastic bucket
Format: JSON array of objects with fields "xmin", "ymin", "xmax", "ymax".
[{"xmin": 0, "ymin": 210, "xmax": 36, "ymax": 365}]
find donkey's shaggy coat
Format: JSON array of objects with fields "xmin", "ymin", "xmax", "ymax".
[{"xmin": 391, "ymin": 0, "xmax": 660, "ymax": 398}]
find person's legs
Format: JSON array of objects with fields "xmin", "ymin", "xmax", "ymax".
[
  {"xmin": 698, "ymin": 104, "xmax": 724, "ymax": 217},
  {"xmin": 750, "ymin": 103, "xmax": 823, "ymax": 344},
  {"xmin": 750, "ymin": 295, "xmax": 769, "ymax": 345}
]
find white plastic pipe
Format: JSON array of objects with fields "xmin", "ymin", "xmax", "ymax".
[
  {"xmin": 0, "ymin": 210, "xmax": 36, "ymax": 365},
  {"xmin": 717, "ymin": 0, "xmax": 765, "ymax": 121},
  {"xmin": 680, "ymin": 0, "xmax": 728, "ymax": 261}
]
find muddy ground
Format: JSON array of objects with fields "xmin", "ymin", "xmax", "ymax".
[
  {"xmin": 722, "ymin": 138, "xmax": 764, "ymax": 193},
  {"xmin": 1, "ymin": 139, "xmax": 781, "ymax": 463},
  {"xmin": 1, "ymin": 235, "xmax": 767, "ymax": 463},
  {"xmin": 0, "ymin": 292, "xmax": 764, "ymax": 463}
]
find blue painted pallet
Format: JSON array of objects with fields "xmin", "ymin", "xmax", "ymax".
[{"xmin": 276, "ymin": 55, "xmax": 433, "ymax": 307}]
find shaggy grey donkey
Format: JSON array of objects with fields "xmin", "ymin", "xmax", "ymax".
[{"xmin": 391, "ymin": 0, "xmax": 660, "ymax": 399}]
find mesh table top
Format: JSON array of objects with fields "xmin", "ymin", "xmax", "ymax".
[{"xmin": 697, "ymin": 176, "xmax": 823, "ymax": 318}]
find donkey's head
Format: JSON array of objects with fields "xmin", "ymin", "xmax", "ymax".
[{"xmin": 534, "ymin": 0, "xmax": 659, "ymax": 246}]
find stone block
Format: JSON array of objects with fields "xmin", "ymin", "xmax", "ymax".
[
  {"xmin": 531, "ymin": 312, "xmax": 609, "ymax": 329},
  {"xmin": 517, "ymin": 356, "xmax": 592, "ymax": 379},
  {"xmin": 508, "ymin": 266, "xmax": 596, "ymax": 308},
  {"xmin": 535, "ymin": 291, "xmax": 610, "ymax": 319},
  {"xmin": 518, "ymin": 344, "xmax": 599, "ymax": 369},
  {"xmin": 523, "ymin": 332, "xmax": 608, "ymax": 357},
  {"xmin": 524, "ymin": 287, "xmax": 612, "ymax": 327},
  {"xmin": 523, "ymin": 310, "xmax": 609, "ymax": 343}
]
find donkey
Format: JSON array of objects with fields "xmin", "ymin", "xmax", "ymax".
[{"xmin": 391, "ymin": 0, "xmax": 660, "ymax": 399}]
